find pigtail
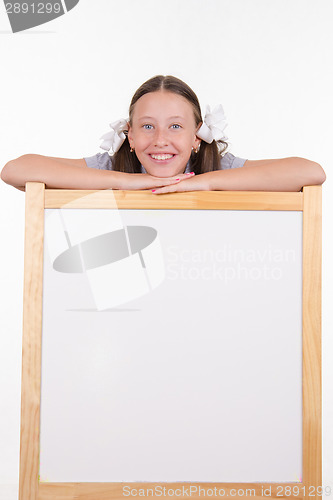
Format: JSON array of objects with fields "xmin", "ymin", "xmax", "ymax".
[
  {"xmin": 191, "ymin": 139, "xmax": 228, "ymax": 174},
  {"xmin": 112, "ymin": 136, "xmax": 141, "ymax": 173}
]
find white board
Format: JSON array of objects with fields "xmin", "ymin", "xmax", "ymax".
[{"xmin": 39, "ymin": 208, "xmax": 303, "ymax": 482}]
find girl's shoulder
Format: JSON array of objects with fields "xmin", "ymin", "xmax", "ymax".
[
  {"xmin": 220, "ymin": 152, "xmax": 247, "ymax": 170},
  {"xmin": 84, "ymin": 152, "xmax": 113, "ymax": 170}
]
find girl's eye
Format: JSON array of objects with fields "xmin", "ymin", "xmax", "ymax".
[
  {"xmin": 143, "ymin": 124, "xmax": 153, "ymax": 130},
  {"xmin": 171, "ymin": 124, "xmax": 181, "ymax": 129}
]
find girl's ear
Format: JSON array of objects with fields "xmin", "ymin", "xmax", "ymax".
[
  {"xmin": 194, "ymin": 121, "xmax": 202, "ymax": 150},
  {"xmin": 127, "ymin": 122, "xmax": 134, "ymax": 148},
  {"xmin": 194, "ymin": 137, "xmax": 201, "ymax": 150}
]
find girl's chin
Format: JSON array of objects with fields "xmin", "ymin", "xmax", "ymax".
[{"xmin": 143, "ymin": 165, "xmax": 186, "ymax": 178}]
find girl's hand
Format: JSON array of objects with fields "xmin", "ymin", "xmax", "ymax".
[{"xmin": 151, "ymin": 173, "xmax": 210, "ymax": 194}]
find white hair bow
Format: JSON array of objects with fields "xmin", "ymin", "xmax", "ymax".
[
  {"xmin": 197, "ymin": 104, "xmax": 228, "ymax": 144},
  {"xmin": 100, "ymin": 118, "xmax": 129, "ymax": 156}
]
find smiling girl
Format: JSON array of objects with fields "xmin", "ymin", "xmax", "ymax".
[{"xmin": 1, "ymin": 75, "xmax": 326, "ymax": 192}]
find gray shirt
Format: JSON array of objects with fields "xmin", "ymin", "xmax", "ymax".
[{"xmin": 84, "ymin": 151, "xmax": 247, "ymax": 173}]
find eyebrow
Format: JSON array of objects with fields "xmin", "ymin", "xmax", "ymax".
[{"xmin": 137, "ymin": 115, "xmax": 185, "ymax": 121}]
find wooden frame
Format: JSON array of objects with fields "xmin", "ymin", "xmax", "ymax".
[{"xmin": 19, "ymin": 183, "xmax": 322, "ymax": 500}]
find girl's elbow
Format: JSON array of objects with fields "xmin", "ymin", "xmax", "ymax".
[
  {"xmin": 309, "ymin": 160, "xmax": 326, "ymax": 185},
  {"xmin": 1, "ymin": 154, "xmax": 33, "ymax": 187},
  {"xmin": 1, "ymin": 159, "xmax": 16, "ymax": 185},
  {"xmin": 294, "ymin": 157, "xmax": 326, "ymax": 186},
  {"xmin": 317, "ymin": 164, "xmax": 326, "ymax": 185}
]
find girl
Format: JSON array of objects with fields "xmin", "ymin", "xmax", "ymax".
[{"xmin": 1, "ymin": 75, "xmax": 326, "ymax": 193}]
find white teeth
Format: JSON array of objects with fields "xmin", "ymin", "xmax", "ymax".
[{"xmin": 151, "ymin": 154, "xmax": 174, "ymax": 160}]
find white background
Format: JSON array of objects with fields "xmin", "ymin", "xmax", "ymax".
[{"xmin": 0, "ymin": 0, "xmax": 332, "ymax": 497}]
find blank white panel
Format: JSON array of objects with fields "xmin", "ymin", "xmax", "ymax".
[
  {"xmin": 40, "ymin": 209, "xmax": 303, "ymax": 483},
  {"xmin": 44, "ymin": 210, "xmax": 69, "ymax": 263},
  {"xmin": 86, "ymin": 253, "xmax": 149, "ymax": 310},
  {"xmin": 61, "ymin": 208, "xmax": 123, "ymax": 245}
]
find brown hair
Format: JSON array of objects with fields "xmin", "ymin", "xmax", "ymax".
[{"xmin": 112, "ymin": 75, "xmax": 228, "ymax": 174}]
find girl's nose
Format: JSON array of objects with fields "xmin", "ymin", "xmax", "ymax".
[{"xmin": 154, "ymin": 129, "xmax": 168, "ymax": 147}]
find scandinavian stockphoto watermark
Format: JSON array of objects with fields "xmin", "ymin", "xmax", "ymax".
[
  {"xmin": 166, "ymin": 244, "xmax": 296, "ymax": 283},
  {"xmin": 122, "ymin": 484, "xmax": 332, "ymax": 497},
  {"xmin": 4, "ymin": 0, "xmax": 80, "ymax": 32},
  {"xmin": 45, "ymin": 202, "xmax": 166, "ymax": 310}
]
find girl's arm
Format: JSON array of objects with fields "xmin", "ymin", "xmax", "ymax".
[
  {"xmin": 0, "ymin": 154, "xmax": 192, "ymax": 191},
  {"xmin": 151, "ymin": 157, "xmax": 326, "ymax": 194}
]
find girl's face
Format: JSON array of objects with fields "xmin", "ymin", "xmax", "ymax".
[{"xmin": 127, "ymin": 90, "xmax": 201, "ymax": 177}]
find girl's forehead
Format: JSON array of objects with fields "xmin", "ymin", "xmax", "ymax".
[{"xmin": 132, "ymin": 90, "xmax": 194, "ymax": 119}]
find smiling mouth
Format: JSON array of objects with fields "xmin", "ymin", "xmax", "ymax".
[{"xmin": 149, "ymin": 154, "xmax": 175, "ymax": 161}]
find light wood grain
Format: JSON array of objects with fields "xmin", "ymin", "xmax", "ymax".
[
  {"xmin": 44, "ymin": 189, "xmax": 303, "ymax": 210},
  {"xmin": 38, "ymin": 481, "xmax": 305, "ymax": 500},
  {"xmin": 19, "ymin": 182, "xmax": 45, "ymax": 500},
  {"xmin": 302, "ymin": 186, "xmax": 322, "ymax": 499}
]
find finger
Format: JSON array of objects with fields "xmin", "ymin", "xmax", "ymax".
[
  {"xmin": 164, "ymin": 174, "xmax": 194, "ymax": 186},
  {"xmin": 154, "ymin": 172, "xmax": 195, "ymax": 184},
  {"xmin": 156, "ymin": 177, "xmax": 182, "ymax": 187},
  {"xmin": 174, "ymin": 172, "xmax": 195, "ymax": 181},
  {"xmin": 180, "ymin": 172, "xmax": 195, "ymax": 178},
  {"xmin": 151, "ymin": 184, "xmax": 178, "ymax": 194},
  {"xmin": 152, "ymin": 182, "xmax": 192, "ymax": 194}
]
